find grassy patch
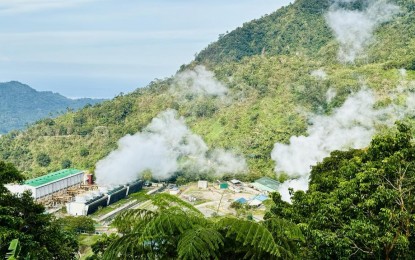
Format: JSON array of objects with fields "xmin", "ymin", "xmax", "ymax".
[
  {"xmin": 89, "ymin": 197, "xmax": 132, "ymax": 217},
  {"xmin": 90, "ymin": 190, "xmax": 148, "ymax": 217},
  {"xmin": 193, "ymin": 199, "xmax": 209, "ymax": 205},
  {"xmin": 78, "ymin": 234, "xmax": 101, "ymax": 259}
]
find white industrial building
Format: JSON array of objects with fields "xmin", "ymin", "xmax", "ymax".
[
  {"xmin": 66, "ymin": 194, "xmax": 108, "ymax": 216},
  {"xmin": 66, "ymin": 180, "xmax": 144, "ymax": 216},
  {"xmin": 198, "ymin": 180, "xmax": 208, "ymax": 189},
  {"xmin": 66, "ymin": 201, "xmax": 89, "ymax": 216},
  {"xmin": 6, "ymin": 169, "xmax": 84, "ymax": 200}
]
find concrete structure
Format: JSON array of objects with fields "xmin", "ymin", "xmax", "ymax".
[
  {"xmin": 66, "ymin": 201, "xmax": 89, "ymax": 216},
  {"xmin": 67, "ymin": 194, "xmax": 108, "ymax": 216},
  {"xmin": 169, "ymin": 187, "xmax": 180, "ymax": 195},
  {"xmin": 251, "ymin": 177, "xmax": 280, "ymax": 193},
  {"xmin": 230, "ymin": 179, "xmax": 241, "ymax": 185},
  {"xmin": 198, "ymin": 180, "xmax": 208, "ymax": 189},
  {"xmin": 6, "ymin": 169, "xmax": 84, "ymax": 200}
]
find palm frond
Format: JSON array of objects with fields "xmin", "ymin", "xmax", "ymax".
[
  {"xmin": 106, "ymin": 208, "xmax": 207, "ymax": 259},
  {"xmin": 142, "ymin": 208, "xmax": 195, "ymax": 238},
  {"xmin": 103, "ymin": 233, "xmax": 145, "ymax": 259},
  {"xmin": 215, "ymin": 217, "xmax": 282, "ymax": 257},
  {"xmin": 113, "ymin": 208, "xmax": 157, "ymax": 234},
  {"xmin": 177, "ymin": 226, "xmax": 224, "ymax": 260}
]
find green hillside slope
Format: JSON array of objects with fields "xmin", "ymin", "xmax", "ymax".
[
  {"xmin": 0, "ymin": 81, "xmax": 104, "ymax": 134},
  {"xmin": 1, "ymin": 0, "xmax": 414, "ymax": 180},
  {"xmin": 196, "ymin": 0, "xmax": 415, "ymax": 68}
]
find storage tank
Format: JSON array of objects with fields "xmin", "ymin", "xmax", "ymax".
[{"xmin": 87, "ymin": 174, "xmax": 94, "ymax": 185}]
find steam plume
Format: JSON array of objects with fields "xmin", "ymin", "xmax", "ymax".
[
  {"xmin": 326, "ymin": 0, "xmax": 399, "ymax": 63},
  {"xmin": 272, "ymin": 88, "xmax": 414, "ymax": 201},
  {"xmin": 310, "ymin": 69, "xmax": 327, "ymax": 80},
  {"xmin": 95, "ymin": 109, "xmax": 246, "ymax": 186},
  {"xmin": 172, "ymin": 65, "xmax": 228, "ymax": 97}
]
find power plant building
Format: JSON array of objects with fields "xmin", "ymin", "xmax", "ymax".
[
  {"xmin": 67, "ymin": 194, "xmax": 109, "ymax": 216},
  {"xmin": 6, "ymin": 169, "xmax": 84, "ymax": 200},
  {"xmin": 66, "ymin": 180, "xmax": 144, "ymax": 216}
]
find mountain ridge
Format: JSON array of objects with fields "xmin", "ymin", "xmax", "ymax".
[
  {"xmin": 0, "ymin": 81, "xmax": 104, "ymax": 134},
  {"xmin": 0, "ymin": 0, "xmax": 414, "ymax": 180}
]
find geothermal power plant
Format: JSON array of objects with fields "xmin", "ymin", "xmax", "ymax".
[
  {"xmin": 66, "ymin": 180, "xmax": 143, "ymax": 216},
  {"xmin": 5, "ymin": 168, "xmax": 143, "ymax": 216}
]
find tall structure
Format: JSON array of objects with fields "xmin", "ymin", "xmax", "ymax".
[{"xmin": 6, "ymin": 169, "xmax": 84, "ymax": 200}]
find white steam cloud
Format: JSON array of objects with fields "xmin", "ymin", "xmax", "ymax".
[
  {"xmin": 399, "ymin": 68, "xmax": 407, "ymax": 77},
  {"xmin": 95, "ymin": 109, "xmax": 246, "ymax": 186},
  {"xmin": 310, "ymin": 69, "xmax": 327, "ymax": 80},
  {"xmin": 272, "ymin": 88, "xmax": 414, "ymax": 201},
  {"xmin": 326, "ymin": 0, "xmax": 399, "ymax": 63},
  {"xmin": 326, "ymin": 88, "xmax": 337, "ymax": 102},
  {"xmin": 173, "ymin": 65, "xmax": 228, "ymax": 97}
]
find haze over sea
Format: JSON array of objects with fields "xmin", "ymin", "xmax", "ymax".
[{"xmin": 0, "ymin": 0, "xmax": 291, "ymax": 98}]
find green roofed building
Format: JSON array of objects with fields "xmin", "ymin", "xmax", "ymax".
[
  {"xmin": 6, "ymin": 168, "xmax": 84, "ymax": 200},
  {"xmin": 24, "ymin": 169, "xmax": 83, "ymax": 187},
  {"xmin": 219, "ymin": 182, "xmax": 229, "ymax": 189},
  {"xmin": 251, "ymin": 177, "xmax": 280, "ymax": 193}
]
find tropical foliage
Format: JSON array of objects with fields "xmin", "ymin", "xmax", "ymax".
[
  {"xmin": 87, "ymin": 194, "xmax": 303, "ymax": 259},
  {"xmin": 265, "ymin": 123, "xmax": 415, "ymax": 259},
  {"xmin": 58, "ymin": 216, "xmax": 96, "ymax": 234},
  {"xmin": 0, "ymin": 161, "xmax": 79, "ymax": 259}
]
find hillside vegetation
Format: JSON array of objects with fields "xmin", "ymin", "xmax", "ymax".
[
  {"xmin": 0, "ymin": 81, "xmax": 103, "ymax": 134},
  {"xmin": 0, "ymin": 0, "xmax": 414, "ymax": 180}
]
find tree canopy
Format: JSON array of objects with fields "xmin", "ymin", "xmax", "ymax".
[
  {"xmin": 88, "ymin": 193, "xmax": 303, "ymax": 259},
  {"xmin": 0, "ymin": 161, "xmax": 78, "ymax": 259},
  {"xmin": 266, "ymin": 122, "xmax": 415, "ymax": 259}
]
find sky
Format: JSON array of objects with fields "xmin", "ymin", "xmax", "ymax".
[{"xmin": 0, "ymin": 0, "xmax": 292, "ymax": 98}]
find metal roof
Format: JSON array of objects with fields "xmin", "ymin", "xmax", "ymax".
[
  {"xmin": 107, "ymin": 186, "xmax": 125, "ymax": 195},
  {"xmin": 235, "ymin": 197, "xmax": 247, "ymax": 204},
  {"xmin": 253, "ymin": 177, "xmax": 280, "ymax": 192},
  {"xmin": 24, "ymin": 169, "xmax": 83, "ymax": 187},
  {"xmin": 252, "ymin": 194, "xmax": 269, "ymax": 202},
  {"xmin": 231, "ymin": 179, "xmax": 241, "ymax": 184}
]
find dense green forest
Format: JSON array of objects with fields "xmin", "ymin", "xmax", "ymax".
[
  {"xmin": 0, "ymin": 81, "xmax": 103, "ymax": 134},
  {"xmin": 0, "ymin": 0, "xmax": 414, "ymax": 181}
]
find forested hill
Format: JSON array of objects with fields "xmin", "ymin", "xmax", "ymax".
[
  {"xmin": 0, "ymin": 0, "xmax": 414, "ymax": 179},
  {"xmin": 195, "ymin": 0, "xmax": 415, "ymax": 68},
  {"xmin": 0, "ymin": 81, "xmax": 104, "ymax": 133}
]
